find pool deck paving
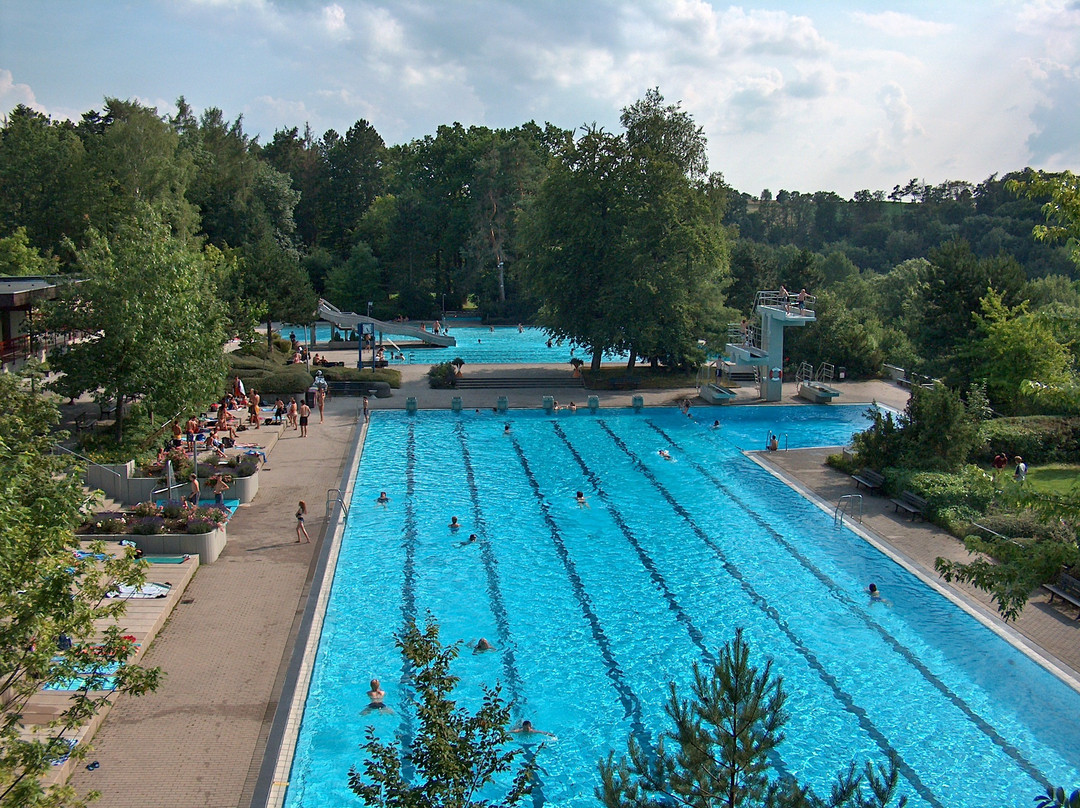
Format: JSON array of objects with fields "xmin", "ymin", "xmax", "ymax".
[{"xmin": 65, "ymin": 366, "xmax": 1079, "ymax": 808}]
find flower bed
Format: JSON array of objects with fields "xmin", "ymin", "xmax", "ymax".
[{"xmin": 78, "ymin": 502, "xmax": 229, "ymax": 563}]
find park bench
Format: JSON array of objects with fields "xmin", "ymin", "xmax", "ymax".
[
  {"xmin": 851, "ymin": 468, "xmax": 885, "ymax": 494},
  {"xmin": 1042, "ymin": 571, "xmax": 1080, "ymax": 620},
  {"xmin": 890, "ymin": 490, "xmax": 928, "ymax": 521}
]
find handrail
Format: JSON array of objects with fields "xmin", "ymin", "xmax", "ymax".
[
  {"xmin": 53, "ymin": 444, "xmax": 122, "ymax": 479},
  {"xmin": 326, "ymin": 488, "xmax": 350, "ymax": 522},
  {"xmin": 834, "ymin": 494, "xmax": 863, "ymax": 526}
]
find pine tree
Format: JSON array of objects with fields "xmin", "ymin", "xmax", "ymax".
[{"xmin": 597, "ymin": 628, "xmax": 907, "ymax": 808}]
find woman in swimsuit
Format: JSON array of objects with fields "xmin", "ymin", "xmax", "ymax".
[{"xmin": 295, "ymin": 500, "xmax": 310, "ymax": 543}]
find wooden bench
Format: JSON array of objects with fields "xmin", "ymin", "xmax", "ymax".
[
  {"xmin": 1042, "ymin": 571, "xmax": 1080, "ymax": 619},
  {"xmin": 851, "ymin": 468, "xmax": 885, "ymax": 494},
  {"xmin": 890, "ymin": 490, "xmax": 928, "ymax": 521}
]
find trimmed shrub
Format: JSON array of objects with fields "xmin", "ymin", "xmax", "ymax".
[
  {"xmin": 978, "ymin": 416, "xmax": 1080, "ymax": 464},
  {"xmin": 969, "ymin": 511, "xmax": 1076, "ymax": 544},
  {"xmin": 161, "ymin": 500, "xmax": 186, "ymax": 519},
  {"xmin": 257, "ymin": 366, "xmax": 315, "ymax": 395},
  {"xmin": 89, "ymin": 513, "xmax": 128, "ymax": 534},
  {"xmin": 428, "ymin": 362, "xmax": 457, "ymax": 389},
  {"xmin": 226, "ymin": 454, "xmax": 259, "ymax": 477},
  {"xmin": 186, "ymin": 518, "xmax": 217, "ymax": 534},
  {"xmin": 130, "ymin": 502, "xmax": 161, "ymax": 518}
]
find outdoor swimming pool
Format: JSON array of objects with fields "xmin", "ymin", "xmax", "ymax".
[
  {"xmin": 281, "ymin": 323, "xmax": 629, "ymax": 365},
  {"xmin": 283, "ymin": 405, "xmax": 1080, "ymax": 808}
]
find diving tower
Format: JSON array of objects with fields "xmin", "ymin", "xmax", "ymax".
[
  {"xmin": 724, "ymin": 289, "xmax": 815, "ymax": 401},
  {"xmin": 317, "ymin": 299, "xmax": 457, "ymax": 347}
]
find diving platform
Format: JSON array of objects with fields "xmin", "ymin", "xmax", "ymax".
[
  {"xmin": 317, "ymin": 299, "xmax": 456, "ymax": 347},
  {"xmin": 722, "ymin": 289, "xmax": 816, "ymax": 401}
]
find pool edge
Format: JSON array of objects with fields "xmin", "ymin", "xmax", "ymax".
[{"xmin": 745, "ymin": 449, "xmax": 1080, "ymax": 697}]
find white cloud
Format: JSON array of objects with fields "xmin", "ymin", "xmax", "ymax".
[
  {"xmin": 321, "ymin": 4, "xmax": 350, "ymax": 39},
  {"xmin": 852, "ymin": 11, "xmax": 953, "ymax": 38},
  {"xmin": 0, "ymin": 69, "xmax": 45, "ymax": 115}
]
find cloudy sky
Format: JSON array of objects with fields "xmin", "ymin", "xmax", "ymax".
[{"xmin": 2, "ymin": 0, "xmax": 1078, "ymax": 196}]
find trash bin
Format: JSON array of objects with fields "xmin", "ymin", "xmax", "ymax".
[
  {"xmin": 838, "ymin": 367, "xmax": 846, "ymax": 380},
  {"xmin": 305, "ymin": 387, "xmax": 317, "ymax": 407}
]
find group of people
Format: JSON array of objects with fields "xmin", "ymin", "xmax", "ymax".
[
  {"xmin": 778, "ymin": 285, "xmax": 810, "ymax": 315},
  {"xmin": 991, "ymin": 452, "xmax": 1028, "ymax": 483}
]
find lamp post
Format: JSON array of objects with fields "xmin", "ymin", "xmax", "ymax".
[{"xmin": 442, "ymin": 293, "xmax": 446, "ymax": 318}]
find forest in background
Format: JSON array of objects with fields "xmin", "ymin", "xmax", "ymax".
[{"xmin": 1, "ymin": 94, "xmax": 1079, "ymax": 413}]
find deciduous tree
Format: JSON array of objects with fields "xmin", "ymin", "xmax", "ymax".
[{"xmin": 0, "ymin": 371, "xmax": 160, "ymax": 807}]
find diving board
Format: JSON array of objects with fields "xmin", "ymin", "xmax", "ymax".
[{"xmin": 317, "ymin": 300, "xmax": 456, "ymax": 347}]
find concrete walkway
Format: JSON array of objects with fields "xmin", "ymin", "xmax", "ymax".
[{"xmin": 68, "ymin": 400, "xmax": 358, "ymax": 808}]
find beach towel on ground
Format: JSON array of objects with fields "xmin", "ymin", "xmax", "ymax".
[{"xmin": 108, "ymin": 581, "xmax": 171, "ymax": 599}]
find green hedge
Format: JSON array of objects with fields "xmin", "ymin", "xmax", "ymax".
[
  {"xmin": 889, "ymin": 465, "xmax": 996, "ymax": 526},
  {"xmin": 977, "ymin": 417, "xmax": 1080, "ymax": 464},
  {"xmin": 321, "ymin": 366, "xmax": 401, "ymax": 388},
  {"xmin": 257, "ymin": 366, "xmax": 315, "ymax": 395}
]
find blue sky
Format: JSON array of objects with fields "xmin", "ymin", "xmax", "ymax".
[{"xmin": 2, "ymin": 0, "xmax": 1078, "ymax": 196}]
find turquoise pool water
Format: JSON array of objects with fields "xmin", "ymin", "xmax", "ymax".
[
  {"xmin": 284, "ymin": 406, "xmax": 1080, "ymax": 808},
  {"xmin": 281, "ymin": 324, "xmax": 629, "ymax": 365}
]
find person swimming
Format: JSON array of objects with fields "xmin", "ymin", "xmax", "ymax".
[
  {"xmin": 472, "ymin": 637, "xmax": 495, "ymax": 653},
  {"xmin": 576, "ymin": 491, "xmax": 589, "ymax": 508},
  {"xmin": 376, "ymin": 491, "xmax": 390, "ymax": 506},
  {"xmin": 457, "ymin": 533, "xmax": 478, "ymax": 547},
  {"xmin": 449, "ymin": 516, "xmax": 461, "ymax": 531},
  {"xmin": 511, "ymin": 719, "xmax": 555, "ymax": 738},
  {"xmin": 868, "ymin": 583, "xmax": 882, "ymax": 600},
  {"xmin": 362, "ymin": 678, "xmax": 393, "ymax": 715},
  {"xmin": 658, "ymin": 449, "xmax": 673, "ymax": 460}
]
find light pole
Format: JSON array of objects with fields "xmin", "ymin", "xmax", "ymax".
[{"xmin": 442, "ymin": 293, "xmax": 446, "ymax": 318}]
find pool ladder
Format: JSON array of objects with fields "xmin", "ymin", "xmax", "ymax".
[
  {"xmin": 834, "ymin": 494, "xmax": 862, "ymax": 526},
  {"xmin": 326, "ymin": 488, "xmax": 351, "ymax": 523}
]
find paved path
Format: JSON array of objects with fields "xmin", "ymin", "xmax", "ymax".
[{"xmin": 68, "ymin": 400, "xmax": 358, "ymax": 808}]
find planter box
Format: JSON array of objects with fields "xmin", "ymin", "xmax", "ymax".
[
  {"xmin": 87, "ymin": 459, "xmax": 259, "ymax": 506},
  {"xmin": 230, "ymin": 470, "xmax": 259, "ymax": 504},
  {"xmin": 84, "ymin": 527, "xmax": 226, "ymax": 564}
]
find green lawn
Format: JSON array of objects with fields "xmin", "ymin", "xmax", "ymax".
[{"xmin": 1026, "ymin": 463, "xmax": 1080, "ymax": 496}]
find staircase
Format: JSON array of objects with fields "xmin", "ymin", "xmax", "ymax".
[{"xmin": 454, "ymin": 371, "xmax": 584, "ymax": 390}]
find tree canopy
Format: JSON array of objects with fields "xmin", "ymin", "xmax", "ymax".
[{"xmin": 0, "ymin": 371, "xmax": 160, "ymax": 807}]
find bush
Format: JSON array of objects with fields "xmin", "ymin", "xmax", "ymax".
[
  {"xmin": 978, "ymin": 416, "xmax": 1080, "ymax": 464},
  {"xmin": 891, "ymin": 465, "xmax": 996, "ymax": 525},
  {"xmin": 969, "ymin": 511, "xmax": 1076, "ymax": 544},
  {"xmin": 258, "ymin": 366, "xmax": 315, "ymax": 395},
  {"xmin": 186, "ymin": 518, "xmax": 216, "ymax": 534},
  {"xmin": 161, "ymin": 500, "xmax": 186, "ymax": 519},
  {"xmin": 88, "ymin": 513, "xmax": 128, "ymax": 534},
  {"xmin": 322, "ymin": 366, "xmax": 402, "ymax": 388},
  {"xmin": 130, "ymin": 502, "xmax": 161, "ymax": 518},
  {"xmin": 226, "ymin": 455, "xmax": 259, "ymax": 477},
  {"xmin": 428, "ymin": 362, "xmax": 457, "ymax": 389},
  {"xmin": 132, "ymin": 516, "xmax": 165, "ymax": 535}
]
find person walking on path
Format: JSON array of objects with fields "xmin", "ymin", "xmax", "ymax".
[
  {"xmin": 287, "ymin": 398, "xmax": 298, "ymax": 430},
  {"xmin": 295, "ymin": 500, "xmax": 310, "ymax": 543},
  {"xmin": 316, "ymin": 388, "xmax": 325, "ymax": 423},
  {"xmin": 362, "ymin": 396, "xmax": 370, "ymax": 422},
  {"xmin": 299, "ymin": 401, "xmax": 311, "ymax": 437},
  {"xmin": 186, "ymin": 474, "xmax": 200, "ymax": 507}
]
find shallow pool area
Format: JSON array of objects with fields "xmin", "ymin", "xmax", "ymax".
[
  {"xmin": 282, "ymin": 405, "xmax": 1080, "ymax": 808},
  {"xmin": 282, "ymin": 323, "xmax": 629, "ymax": 365}
]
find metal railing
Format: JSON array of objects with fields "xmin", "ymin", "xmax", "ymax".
[
  {"xmin": 835, "ymin": 494, "xmax": 863, "ymax": 526},
  {"xmin": 53, "ymin": 443, "xmax": 122, "ymax": 479},
  {"xmin": 326, "ymin": 488, "xmax": 350, "ymax": 522}
]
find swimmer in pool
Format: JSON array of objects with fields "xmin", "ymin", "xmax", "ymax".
[
  {"xmin": 457, "ymin": 533, "xmax": 478, "ymax": 547},
  {"xmin": 361, "ymin": 678, "xmax": 393, "ymax": 715},
  {"xmin": 449, "ymin": 516, "xmax": 461, "ymax": 531},
  {"xmin": 576, "ymin": 491, "xmax": 589, "ymax": 508},
  {"xmin": 658, "ymin": 449, "xmax": 673, "ymax": 461},
  {"xmin": 376, "ymin": 491, "xmax": 390, "ymax": 507},
  {"xmin": 504, "ymin": 423, "xmax": 511, "ymax": 434},
  {"xmin": 868, "ymin": 583, "xmax": 882, "ymax": 601},
  {"xmin": 511, "ymin": 720, "xmax": 555, "ymax": 738},
  {"xmin": 712, "ymin": 420, "xmax": 721, "ymax": 429},
  {"xmin": 472, "ymin": 637, "xmax": 495, "ymax": 653}
]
